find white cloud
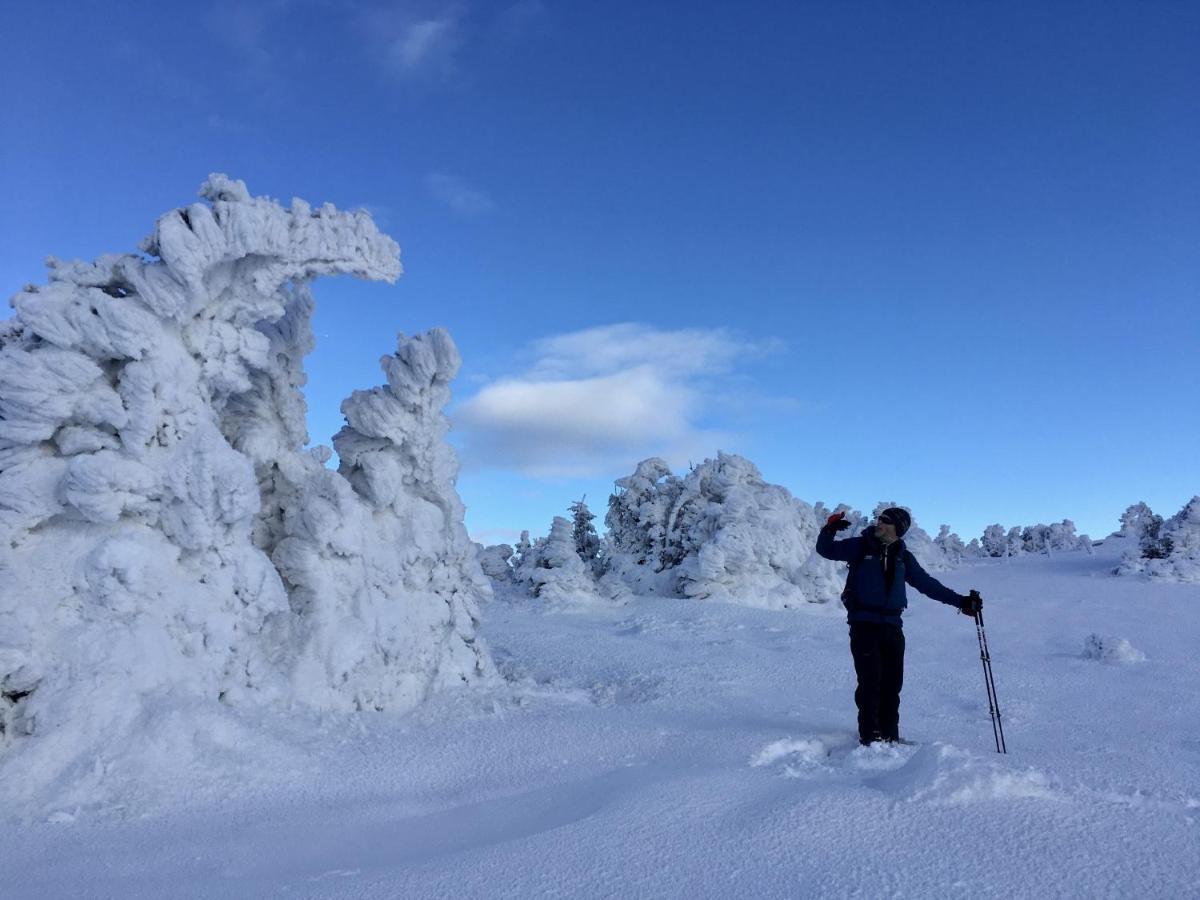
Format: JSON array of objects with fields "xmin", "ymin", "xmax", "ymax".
[
  {"xmin": 453, "ymin": 324, "xmax": 766, "ymax": 478},
  {"xmin": 425, "ymin": 172, "xmax": 495, "ymax": 216},
  {"xmin": 388, "ymin": 15, "xmax": 460, "ymax": 73},
  {"xmin": 358, "ymin": 3, "xmax": 465, "ymax": 81}
]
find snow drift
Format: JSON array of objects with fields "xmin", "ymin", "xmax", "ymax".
[{"xmin": 0, "ymin": 176, "xmax": 493, "ymax": 806}]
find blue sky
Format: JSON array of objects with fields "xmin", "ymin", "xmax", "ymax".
[{"xmin": 3, "ymin": 1, "xmax": 1197, "ymax": 544}]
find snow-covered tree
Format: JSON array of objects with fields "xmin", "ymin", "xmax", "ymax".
[
  {"xmin": 604, "ymin": 453, "xmax": 831, "ymax": 608},
  {"xmin": 605, "ymin": 457, "xmax": 682, "ymax": 570},
  {"xmin": 1006, "ymin": 526, "xmax": 1025, "ymax": 558},
  {"xmin": 964, "ymin": 538, "xmax": 984, "ymax": 558},
  {"xmin": 935, "ymin": 525, "xmax": 966, "ymax": 566},
  {"xmin": 1119, "ymin": 502, "xmax": 1159, "ymax": 541},
  {"xmin": 516, "ymin": 516, "xmax": 601, "ymax": 603},
  {"xmin": 478, "ymin": 543, "xmax": 515, "ymax": 581},
  {"xmin": 1118, "ymin": 496, "xmax": 1200, "ymax": 582},
  {"xmin": 0, "ymin": 176, "xmax": 494, "ymax": 805},
  {"xmin": 981, "ymin": 524, "xmax": 1008, "ymax": 558},
  {"xmin": 569, "ymin": 496, "xmax": 601, "ymax": 569}
]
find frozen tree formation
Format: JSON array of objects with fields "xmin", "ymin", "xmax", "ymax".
[
  {"xmin": 604, "ymin": 453, "xmax": 830, "ymax": 608},
  {"xmin": 0, "ymin": 176, "xmax": 493, "ymax": 806},
  {"xmin": 512, "ymin": 516, "xmax": 602, "ymax": 604},
  {"xmin": 569, "ymin": 497, "xmax": 602, "ymax": 572},
  {"xmin": 1116, "ymin": 497, "xmax": 1200, "ymax": 582},
  {"xmin": 477, "ymin": 543, "xmax": 515, "ymax": 582}
]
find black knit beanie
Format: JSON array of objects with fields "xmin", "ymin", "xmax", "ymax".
[{"xmin": 880, "ymin": 507, "xmax": 912, "ymax": 537}]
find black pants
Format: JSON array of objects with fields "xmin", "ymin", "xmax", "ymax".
[{"xmin": 849, "ymin": 621, "xmax": 905, "ymax": 744}]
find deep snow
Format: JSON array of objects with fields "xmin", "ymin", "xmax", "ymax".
[{"xmin": 2, "ymin": 538, "xmax": 1197, "ymax": 898}]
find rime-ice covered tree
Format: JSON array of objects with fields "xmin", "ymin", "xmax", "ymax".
[
  {"xmin": 0, "ymin": 176, "xmax": 493, "ymax": 804},
  {"xmin": 604, "ymin": 453, "xmax": 831, "ymax": 608},
  {"xmin": 1118, "ymin": 496, "xmax": 1200, "ymax": 582},
  {"xmin": 569, "ymin": 497, "xmax": 601, "ymax": 568},
  {"xmin": 515, "ymin": 516, "xmax": 600, "ymax": 603},
  {"xmin": 1006, "ymin": 526, "xmax": 1025, "ymax": 558},
  {"xmin": 981, "ymin": 524, "xmax": 1008, "ymax": 558},
  {"xmin": 605, "ymin": 457, "xmax": 683, "ymax": 571},
  {"xmin": 935, "ymin": 525, "xmax": 966, "ymax": 566},
  {"xmin": 477, "ymin": 543, "xmax": 515, "ymax": 582}
]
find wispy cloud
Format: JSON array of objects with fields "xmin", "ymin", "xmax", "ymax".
[
  {"xmin": 358, "ymin": 3, "xmax": 466, "ymax": 81},
  {"xmin": 454, "ymin": 323, "xmax": 776, "ymax": 478},
  {"xmin": 425, "ymin": 172, "xmax": 495, "ymax": 216}
]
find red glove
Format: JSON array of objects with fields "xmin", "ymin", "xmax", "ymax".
[{"xmin": 825, "ymin": 512, "xmax": 850, "ymax": 532}]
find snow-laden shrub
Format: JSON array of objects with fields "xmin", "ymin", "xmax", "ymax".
[
  {"xmin": 0, "ymin": 176, "xmax": 493, "ymax": 804},
  {"xmin": 514, "ymin": 516, "xmax": 601, "ymax": 603},
  {"xmin": 1117, "ymin": 496, "xmax": 1200, "ymax": 582},
  {"xmin": 1082, "ymin": 634, "xmax": 1146, "ymax": 664}
]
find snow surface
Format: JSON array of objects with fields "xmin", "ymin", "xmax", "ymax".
[{"xmin": 3, "ymin": 538, "xmax": 1197, "ymax": 898}]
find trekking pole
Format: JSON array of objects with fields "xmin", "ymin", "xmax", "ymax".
[{"xmin": 971, "ymin": 592, "xmax": 1007, "ymax": 754}]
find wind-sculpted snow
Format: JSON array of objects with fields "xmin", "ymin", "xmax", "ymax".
[{"xmin": 0, "ymin": 176, "xmax": 493, "ymax": 808}]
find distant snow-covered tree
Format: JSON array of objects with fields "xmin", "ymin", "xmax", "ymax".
[
  {"xmin": 605, "ymin": 453, "xmax": 833, "ymax": 607},
  {"xmin": 478, "ymin": 543, "xmax": 515, "ymax": 581},
  {"xmin": 1118, "ymin": 496, "xmax": 1200, "ymax": 582},
  {"xmin": 569, "ymin": 496, "xmax": 601, "ymax": 568},
  {"xmin": 1006, "ymin": 526, "xmax": 1025, "ymax": 558},
  {"xmin": 517, "ymin": 516, "xmax": 601, "ymax": 603},
  {"xmin": 981, "ymin": 524, "xmax": 1008, "ymax": 558},
  {"xmin": 605, "ymin": 457, "xmax": 682, "ymax": 570},
  {"xmin": 935, "ymin": 525, "xmax": 966, "ymax": 566}
]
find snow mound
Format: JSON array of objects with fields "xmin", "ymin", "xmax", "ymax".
[
  {"xmin": 750, "ymin": 735, "xmax": 1054, "ymax": 804},
  {"xmin": 872, "ymin": 743, "xmax": 1059, "ymax": 805},
  {"xmin": 0, "ymin": 176, "xmax": 494, "ymax": 813},
  {"xmin": 1082, "ymin": 634, "xmax": 1146, "ymax": 664}
]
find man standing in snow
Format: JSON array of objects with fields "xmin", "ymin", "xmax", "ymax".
[{"xmin": 816, "ymin": 507, "xmax": 982, "ymax": 746}]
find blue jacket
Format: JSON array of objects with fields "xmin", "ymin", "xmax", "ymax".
[{"xmin": 816, "ymin": 526, "xmax": 965, "ymax": 626}]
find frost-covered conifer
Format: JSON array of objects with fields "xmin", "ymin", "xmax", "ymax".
[
  {"xmin": 0, "ymin": 176, "xmax": 493, "ymax": 804},
  {"xmin": 935, "ymin": 525, "xmax": 966, "ymax": 566},
  {"xmin": 1118, "ymin": 496, "xmax": 1200, "ymax": 582},
  {"xmin": 605, "ymin": 453, "xmax": 830, "ymax": 608},
  {"xmin": 981, "ymin": 524, "xmax": 1008, "ymax": 558},
  {"xmin": 1006, "ymin": 527, "xmax": 1025, "ymax": 558},
  {"xmin": 569, "ymin": 497, "xmax": 601, "ymax": 568},
  {"xmin": 517, "ymin": 516, "xmax": 600, "ymax": 603},
  {"xmin": 605, "ymin": 457, "xmax": 682, "ymax": 570}
]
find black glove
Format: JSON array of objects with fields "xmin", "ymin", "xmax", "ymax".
[
  {"xmin": 960, "ymin": 590, "xmax": 982, "ymax": 617},
  {"xmin": 824, "ymin": 512, "xmax": 851, "ymax": 532}
]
